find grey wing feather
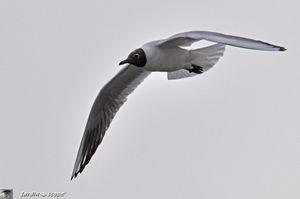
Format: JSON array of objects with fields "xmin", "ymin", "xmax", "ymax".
[
  {"xmin": 158, "ymin": 31, "xmax": 286, "ymax": 51},
  {"xmin": 71, "ymin": 65, "xmax": 151, "ymax": 179}
]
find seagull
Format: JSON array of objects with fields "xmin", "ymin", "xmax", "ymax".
[{"xmin": 71, "ymin": 31, "xmax": 285, "ymax": 179}]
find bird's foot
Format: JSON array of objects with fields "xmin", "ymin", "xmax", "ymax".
[{"xmin": 186, "ymin": 64, "xmax": 204, "ymax": 74}]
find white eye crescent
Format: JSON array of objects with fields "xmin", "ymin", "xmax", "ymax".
[{"xmin": 134, "ymin": 53, "xmax": 139, "ymax": 58}]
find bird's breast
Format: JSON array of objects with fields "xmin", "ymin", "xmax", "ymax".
[{"xmin": 142, "ymin": 46, "xmax": 190, "ymax": 72}]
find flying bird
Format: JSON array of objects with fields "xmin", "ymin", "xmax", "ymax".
[{"xmin": 71, "ymin": 31, "xmax": 286, "ymax": 179}]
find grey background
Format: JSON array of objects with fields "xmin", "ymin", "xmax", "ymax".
[{"xmin": 0, "ymin": 0, "xmax": 299, "ymax": 199}]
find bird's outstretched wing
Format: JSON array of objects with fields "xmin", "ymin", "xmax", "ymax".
[
  {"xmin": 158, "ymin": 31, "xmax": 286, "ymax": 51},
  {"xmin": 71, "ymin": 65, "xmax": 151, "ymax": 180}
]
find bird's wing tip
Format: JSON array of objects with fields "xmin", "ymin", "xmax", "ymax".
[
  {"xmin": 279, "ymin": 46, "xmax": 287, "ymax": 51},
  {"xmin": 71, "ymin": 171, "xmax": 80, "ymax": 181}
]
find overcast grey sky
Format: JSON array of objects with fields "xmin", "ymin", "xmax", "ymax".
[{"xmin": 0, "ymin": 0, "xmax": 299, "ymax": 199}]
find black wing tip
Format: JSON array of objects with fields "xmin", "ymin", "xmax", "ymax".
[
  {"xmin": 71, "ymin": 159, "xmax": 89, "ymax": 181},
  {"xmin": 71, "ymin": 171, "xmax": 80, "ymax": 181},
  {"xmin": 71, "ymin": 173, "xmax": 76, "ymax": 181},
  {"xmin": 279, "ymin": 46, "xmax": 287, "ymax": 51},
  {"xmin": 260, "ymin": 40, "xmax": 286, "ymax": 51},
  {"xmin": 71, "ymin": 165, "xmax": 85, "ymax": 180}
]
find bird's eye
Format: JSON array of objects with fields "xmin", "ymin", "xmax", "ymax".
[{"xmin": 133, "ymin": 53, "xmax": 139, "ymax": 58}]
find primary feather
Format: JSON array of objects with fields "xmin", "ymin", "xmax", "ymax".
[
  {"xmin": 71, "ymin": 65, "xmax": 150, "ymax": 179},
  {"xmin": 159, "ymin": 31, "xmax": 286, "ymax": 51}
]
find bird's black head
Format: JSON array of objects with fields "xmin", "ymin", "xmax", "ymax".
[{"xmin": 119, "ymin": 48, "xmax": 147, "ymax": 67}]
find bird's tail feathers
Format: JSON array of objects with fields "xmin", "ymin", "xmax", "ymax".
[
  {"xmin": 167, "ymin": 44, "xmax": 225, "ymax": 80},
  {"xmin": 191, "ymin": 43, "xmax": 225, "ymax": 70}
]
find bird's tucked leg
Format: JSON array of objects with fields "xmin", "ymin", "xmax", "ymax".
[{"xmin": 186, "ymin": 64, "xmax": 203, "ymax": 74}]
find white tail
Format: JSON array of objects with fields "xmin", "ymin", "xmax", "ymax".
[{"xmin": 167, "ymin": 44, "xmax": 225, "ymax": 80}]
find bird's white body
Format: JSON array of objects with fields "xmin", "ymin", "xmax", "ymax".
[
  {"xmin": 142, "ymin": 43, "xmax": 190, "ymax": 72},
  {"xmin": 142, "ymin": 39, "xmax": 227, "ymax": 79}
]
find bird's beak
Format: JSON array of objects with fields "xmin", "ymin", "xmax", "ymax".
[{"xmin": 119, "ymin": 59, "xmax": 129, "ymax": 65}]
